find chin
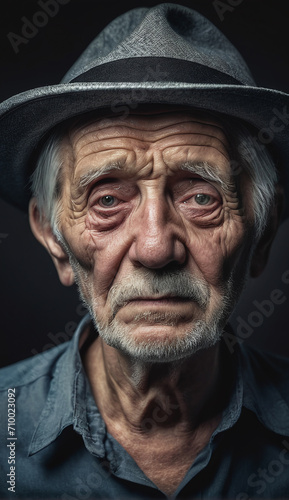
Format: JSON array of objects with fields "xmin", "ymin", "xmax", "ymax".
[{"xmin": 91, "ymin": 315, "xmax": 222, "ymax": 363}]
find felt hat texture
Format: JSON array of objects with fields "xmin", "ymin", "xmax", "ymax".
[{"xmin": 0, "ymin": 3, "xmax": 289, "ymax": 213}]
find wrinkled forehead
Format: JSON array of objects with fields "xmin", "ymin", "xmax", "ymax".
[{"xmin": 62, "ymin": 106, "xmax": 231, "ymax": 166}]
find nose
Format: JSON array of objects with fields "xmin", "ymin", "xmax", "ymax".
[{"xmin": 128, "ymin": 195, "xmax": 187, "ymax": 269}]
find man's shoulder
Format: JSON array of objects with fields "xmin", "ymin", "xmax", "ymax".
[
  {"xmin": 240, "ymin": 343, "xmax": 289, "ymax": 431},
  {"xmin": 0, "ymin": 342, "xmax": 69, "ymax": 391}
]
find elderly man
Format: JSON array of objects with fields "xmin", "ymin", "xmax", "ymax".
[{"xmin": 1, "ymin": 3, "xmax": 289, "ymax": 499}]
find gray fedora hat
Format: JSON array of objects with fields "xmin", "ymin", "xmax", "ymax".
[{"xmin": 1, "ymin": 3, "xmax": 289, "ymax": 214}]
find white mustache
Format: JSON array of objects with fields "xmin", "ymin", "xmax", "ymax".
[{"xmin": 108, "ymin": 269, "xmax": 210, "ymax": 317}]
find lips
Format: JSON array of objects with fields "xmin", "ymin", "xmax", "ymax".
[
  {"xmin": 115, "ymin": 295, "xmax": 196, "ymax": 326},
  {"xmin": 125, "ymin": 296, "xmax": 191, "ymax": 306}
]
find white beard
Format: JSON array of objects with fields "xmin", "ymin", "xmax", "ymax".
[
  {"xmin": 71, "ymin": 259, "xmax": 237, "ymax": 363},
  {"xmin": 91, "ymin": 314, "xmax": 224, "ymax": 363}
]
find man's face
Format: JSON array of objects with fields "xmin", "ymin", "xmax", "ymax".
[{"xmin": 57, "ymin": 109, "xmax": 253, "ymax": 362}]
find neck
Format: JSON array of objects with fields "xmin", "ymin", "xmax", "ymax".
[
  {"xmin": 83, "ymin": 333, "xmax": 225, "ymax": 436},
  {"xmin": 82, "ymin": 329, "xmax": 231, "ymax": 496}
]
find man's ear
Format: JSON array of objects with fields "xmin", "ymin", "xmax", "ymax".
[
  {"xmin": 250, "ymin": 184, "xmax": 284, "ymax": 278},
  {"xmin": 28, "ymin": 198, "xmax": 75, "ymax": 286}
]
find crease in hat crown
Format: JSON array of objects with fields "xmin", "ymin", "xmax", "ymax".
[{"xmin": 62, "ymin": 3, "xmax": 255, "ymax": 87}]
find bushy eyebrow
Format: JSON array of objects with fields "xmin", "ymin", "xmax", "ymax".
[
  {"xmin": 78, "ymin": 161, "xmax": 124, "ymax": 188},
  {"xmin": 180, "ymin": 161, "xmax": 233, "ymax": 192}
]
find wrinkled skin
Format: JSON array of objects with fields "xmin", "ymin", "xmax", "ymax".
[
  {"xmin": 29, "ymin": 109, "xmax": 279, "ymax": 495},
  {"xmin": 41, "ymin": 110, "xmax": 254, "ymax": 356}
]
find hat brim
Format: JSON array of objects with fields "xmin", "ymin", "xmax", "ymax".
[{"xmin": 1, "ymin": 81, "xmax": 289, "ymax": 215}]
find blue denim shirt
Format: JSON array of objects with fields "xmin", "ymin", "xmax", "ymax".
[{"xmin": 1, "ymin": 314, "xmax": 289, "ymax": 499}]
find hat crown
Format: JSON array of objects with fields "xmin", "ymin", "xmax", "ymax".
[{"xmin": 62, "ymin": 3, "xmax": 255, "ymax": 86}]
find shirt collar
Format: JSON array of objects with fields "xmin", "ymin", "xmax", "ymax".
[
  {"xmin": 29, "ymin": 321, "xmax": 289, "ymax": 456},
  {"xmin": 29, "ymin": 314, "xmax": 106, "ymax": 457}
]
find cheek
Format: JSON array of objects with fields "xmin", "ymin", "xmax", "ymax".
[
  {"xmin": 186, "ymin": 220, "xmax": 247, "ymax": 286},
  {"xmin": 66, "ymin": 219, "xmax": 132, "ymax": 298},
  {"xmin": 90, "ymin": 232, "xmax": 125, "ymax": 285}
]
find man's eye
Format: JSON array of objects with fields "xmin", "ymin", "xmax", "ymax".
[
  {"xmin": 183, "ymin": 193, "xmax": 213, "ymax": 206},
  {"xmin": 99, "ymin": 195, "xmax": 118, "ymax": 207},
  {"xmin": 194, "ymin": 193, "xmax": 212, "ymax": 205}
]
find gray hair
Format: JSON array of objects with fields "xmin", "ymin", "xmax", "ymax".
[
  {"xmin": 30, "ymin": 116, "xmax": 278, "ymax": 240},
  {"xmin": 30, "ymin": 127, "xmax": 65, "ymax": 233}
]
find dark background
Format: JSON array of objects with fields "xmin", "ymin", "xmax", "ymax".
[{"xmin": 1, "ymin": 0, "xmax": 289, "ymax": 367}]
